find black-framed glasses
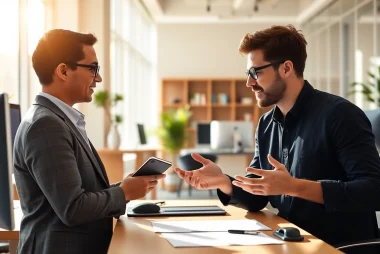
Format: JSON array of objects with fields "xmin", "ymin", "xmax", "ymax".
[
  {"xmin": 74, "ymin": 63, "xmax": 100, "ymax": 77},
  {"xmin": 245, "ymin": 60, "xmax": 286, "ymax": 80}
]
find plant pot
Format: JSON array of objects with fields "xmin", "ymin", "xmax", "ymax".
[{"xmin": 107, "ymin": 124, "xmax": 121, "ymax": 149}]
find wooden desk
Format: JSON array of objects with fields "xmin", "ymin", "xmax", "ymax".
[
  {"xmin": 0, "ymin": 201, "xmax": 21, "ymax": 254},
  {"xmin": 108, "ymin": 200, "xmax": 342, "ymax": 254},
  {"xmin": 97, "ymin": 148, "xmax": 159, "ymax": 199}
]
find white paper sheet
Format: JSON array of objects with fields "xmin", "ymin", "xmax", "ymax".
[
  {"xmin": 161, "ymin": 232, "xmax": 283, "ymax": 248},
  {"xmin": 151, "ymin": 219, "xmax": 271, "ymax": 233}
]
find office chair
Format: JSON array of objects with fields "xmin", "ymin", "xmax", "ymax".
[
  {"xmin": 336, "ymin": 239, "xmax": 380, "ymax": 253},
  {"xmin": 177, "ymin": 154, "xmax": 217, "ymax": 197},
  {"xmin": 0, "ymin": 241, "xmax": 9, "ymax": 253}
]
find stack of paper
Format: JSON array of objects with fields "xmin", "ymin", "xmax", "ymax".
[
  {"xmin": 151, "ymin": 219, "xmax": 271, "ymax": 233},
  {"xmin": 161, "ymin": 232, "xmax": 283, "ymax": 248},
  {"xmin": 151, "ymin": 219, "xmax": 283, "ymax": 248}
]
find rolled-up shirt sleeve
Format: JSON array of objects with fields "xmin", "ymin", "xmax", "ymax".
[{"xmin": 321, "ymin": 102, "xmax": 380, "ymax": 211}]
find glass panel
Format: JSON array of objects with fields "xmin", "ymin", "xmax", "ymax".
[
  {"xmin": 342, "ymin": 12, "xmax": 356, "ymax": 103},
  {"xmin": 328, "ymin": 0, "xmax": 342, "ymax": 24},
  {"xmin": 342, "ymin": 0, "xmax": 357, "ymax": 14},
  {"xmin": 110, "ymin": 0, "xmax": 156, "ymax": 148},
  {"xmin": 378, "ymin": 0, "xmax": 380, "ymax": 58},
  {"xmin": 357, "ymin": 1, "xmax": 375, "ymax": 109},
  {"xmin": 375, "ymin": 0, "xmax": 380, "ymax": 107},
  {"xmin": 318, "ymin": 3, "xmax": 332, "ymax": 27},
  {"xmin": 318, "ymin": 30, "xmax": 328, "ymax": 92},
  {"xmin": 0, "ymin": 1, "xmax": 19, "ymax": 103},
  {"xmin": 330, "ymin": 23, "xmax": 341, "ymax": 96},
  {"xmin": 304, "ymin": 31, "xmax": 317, "ymax": 88}
]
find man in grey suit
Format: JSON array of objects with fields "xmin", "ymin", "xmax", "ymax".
[{"xmin": 13, "ymin": 29, "xmax": 165, "ymax": 254}]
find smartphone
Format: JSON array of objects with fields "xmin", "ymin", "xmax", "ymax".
[{"xmin": 132, "ymin": 157, "xmax": 172, "ymax": 177}]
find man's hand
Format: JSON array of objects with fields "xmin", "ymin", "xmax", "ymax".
[
  {"xmin": 119, "ymin": 174, "xmax": 166, "ymax": 200},
  {"xmin": 174, "ymin": 153, "xmax": 232, "ymax": 195},
  {"xmin": 232, "ymin": 154, "xmax": 296, "ymax": 196}
]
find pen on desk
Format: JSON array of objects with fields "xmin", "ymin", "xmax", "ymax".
[
  {"xmin": 155, "ymin": 201, "xmax": 166, "ymax": 206},
  {"xmin": 228, "ymin": 230, "xmax": 259, "ymax": 235}
]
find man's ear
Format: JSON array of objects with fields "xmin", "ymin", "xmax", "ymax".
[
  {"xmin": 56, "ymin": 63, "xmax": 68, "ymax": 80},
  {"xmin": 282, "ymin": 60, "xmax": 294, "ymax": 77}
]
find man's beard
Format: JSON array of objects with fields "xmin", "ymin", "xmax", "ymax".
[{"xmin": 253, "ymin": 73, "xmax": 286, "ymax": 108}]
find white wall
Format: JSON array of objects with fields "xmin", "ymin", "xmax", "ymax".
[{"xmin": 157, "ymin": 23, "xmax": 275, "ymax": 79}]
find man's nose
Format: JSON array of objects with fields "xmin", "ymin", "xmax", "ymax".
[
  {"xmin": 95, "ymin": 73, "xmax": 103, "ymax": 82},
  {"xmin": 246, "ymin": 76, "xmax": 256, "ymax": 87}
]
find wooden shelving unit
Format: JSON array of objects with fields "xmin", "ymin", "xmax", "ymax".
[{"xmin": 161, "ymin": 78, "xmax": 273, "ymax": 148}]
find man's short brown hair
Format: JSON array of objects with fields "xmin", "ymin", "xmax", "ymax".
[
  {"xmin": 32, "ymin": 29, "xmax": 97, "ymax": 85},
  {"xmin": 239, "ymin": 25, "xmax": 307, "ymax": 78}
]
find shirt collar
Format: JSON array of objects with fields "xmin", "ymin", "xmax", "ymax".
[
  {"xmin": 272, "ymin": 80, "xmax": 314, "ymax": 123},
  {"xmin": 38, "ymin": 92, "xmax": 85, "ymax": 126}
]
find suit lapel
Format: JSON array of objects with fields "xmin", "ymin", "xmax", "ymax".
[{"xmin": 34, "ymin": 96, "xmax": 109, "ymax": 186}]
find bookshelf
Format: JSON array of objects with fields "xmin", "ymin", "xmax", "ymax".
[{"xmin": 161, "ymin": 78, "xmax": 273, "ymax": 148}]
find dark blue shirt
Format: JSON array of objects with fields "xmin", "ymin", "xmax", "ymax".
[{"xmin": 218, "ymin": 81, "xmax": 380, "ymax": 246}]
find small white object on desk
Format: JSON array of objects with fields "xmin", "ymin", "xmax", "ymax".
[
  {"xmin": 162, "ymin": 231, "xmax": 283, "ymax": 248},
  {"xmin": 151, "ymin": 219, "xmax": 271, "ymax": 233}
]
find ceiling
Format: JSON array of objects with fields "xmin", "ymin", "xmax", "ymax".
[{"xmin": 140, "ymin": 0, "xmax": 335, "ymax": 24}]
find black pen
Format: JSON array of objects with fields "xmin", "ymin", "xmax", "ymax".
[{"xmin": 228, "ymin": 229, "xmax": 259, "ymax": 235}]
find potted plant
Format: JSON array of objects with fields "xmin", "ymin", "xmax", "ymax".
[
  {"xmin": 157, "ymin": 105, "xmax": 191, "ymax": 192},
  {"xmin": 349, "ymin": 65, "xmax": 380, "ymax": 106},
  {"xmin": 94, "ymin": 90, "xmax": 124, "ymax": 149}
]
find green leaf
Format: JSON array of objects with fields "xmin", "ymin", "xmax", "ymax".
[
  {"xmin": 114, "ymin": 114, "xmax": 123, "ymax": 124},
  {"xmin": 93, "ymin": 90, "xmax": 124, "ymax": 125},
  {"xmin": 156, "ymin": 106, "xmax": 192, "ymax": 154},
  {"xmin": 347, "ymin": 67, "xmax": 380, "ymax": 105},
  {"xmin": 368, "ymin": 72, "xmax": 375, "ymax": 79},
  {"xmin": 93, "ymin": 90, "xmax": 110, "ymax": 107}
]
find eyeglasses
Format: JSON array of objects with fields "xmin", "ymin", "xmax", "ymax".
[
  {"xmin": 74, "ymin": 63, "xmax": 100, "ymax": 77},
  {"xmin": 245, "ymin": 60, "xmax": 286, "ymax": 80}
]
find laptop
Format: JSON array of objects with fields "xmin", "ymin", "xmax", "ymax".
[{"xmin": 127, "ymin": 205, "xmax": 226, "ymax": 217}]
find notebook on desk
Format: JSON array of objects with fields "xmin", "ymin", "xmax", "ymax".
[{"xmin": 127, "ymin": 205, "xmax": 227, "ymax": 217}]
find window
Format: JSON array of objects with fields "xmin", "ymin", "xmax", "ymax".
[
  {"xmin": 302, "ymin": 0, "xmax": 380, "ymax": 110},
  {"xmin": 110, "ymin": 0, "xmax": 157, "ymax": 147},
  {"xmin": 0, "ymin": 1, "xmax": 19, "ymax": 103},
  {"xmin": 28, "ymin": 0, "xmax": 45, "ymax": 104},
  {"xmin": 0, "ymin": 0, "xmax": 45, "ymax": 109}
]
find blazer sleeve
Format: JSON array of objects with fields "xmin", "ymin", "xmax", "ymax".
[
  {"xmin": 110, "ymin": 182, "xmax": 121, "ymax": 188},
  {"xmin": 23, "ymin": 115, "xmax": 126, "ymax": 227}
]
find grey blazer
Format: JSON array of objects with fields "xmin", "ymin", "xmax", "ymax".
[{"xmin": 13, "ymin": 96, "xmax": 126, "ymax": 254}]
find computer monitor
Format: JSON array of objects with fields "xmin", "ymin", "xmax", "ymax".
[
  {"xmin": 10, "ymin": 104, "xmax": 21, "ymax": 150},
  {"xmin": 210, "ymin": 121, "xmax": 253, "ymax": 149},
  {"xmin": 364, "ymin": 109, "xmax": 380, "ymax": 152},
  {"xmin": 137, "ymin": 123, "xmax": 147, "ymax": 145},
  {"xmin": 196, "ymin": 122, "xmax": 211, "ymax": 147},
  {"xmin": 0, "ymin": 93, "xmax": 15, "ymax": 230}
]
